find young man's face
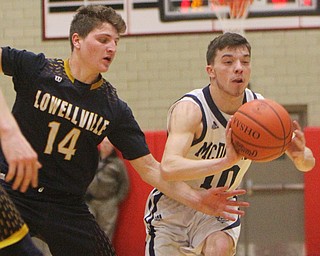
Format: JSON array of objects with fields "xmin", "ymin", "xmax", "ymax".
[
  {"xmin": 207, "ymin": 45, "xmax": 251, "ymax": 98},
  {"xmin": 77, "ymin": 22, "xmax": 120, "ymax": 74}
]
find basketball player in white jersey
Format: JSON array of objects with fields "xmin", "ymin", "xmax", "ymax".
[{"xmin": 144, "ymin": 33, "xmax": 315, "ymax": 256}]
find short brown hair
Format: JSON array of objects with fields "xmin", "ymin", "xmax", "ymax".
[
  {"xmin": 206, "ymin": 33, "xmax": 251, "ymax": 65},
  {"xmin": 69, "ymin": 5, "xmax": 126, "ymax": 50}
]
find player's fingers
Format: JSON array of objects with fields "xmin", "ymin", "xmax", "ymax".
[
  {"xmin": 31, "ymin": 161, "xmax": 41, "ymax": 189},
  {"xmin": 223, "ymin": 189, "xmax": 247, "ymax": 197},
  {"xmin": 19, "ymin": 163, "xmax": 34, "ymax": 193},
  {"xmin": 226, "ymin": 118, "xmax": 232, "ymax": 130},
  {"xmin": 219, "ymin": 212, "xmax": 236, "ymax": 222},
  {"xmin": 5, "ymin": 161, "xmax": 17, "ymax": 182},
  {"xmin": 11, "ymin": 164, "xmax": 25, "ymax": 190},
  {"xmin": 293, "ymin": 129, "xmax": 303, "ymax": 139},
  {"xmin": 292, "ymin": 131, "xmax": 305, "ymax": 149},
  {"xmin": 293, "ymin": 120, "xmax": 302, "ymax": 131},
  {"xmin": 212, "ymin": 186, "xmax": 228, "ymax": 194},
  {"xmin": 224, "ymin": 207, "xmax": 246, "ymax": 217},
  {"xmin": 226, "ymin": 200, "xmax": 250, "ymax": 208},
  {"xmin": 225, "ymin": 205, "xmax": 246, "ymax": 214},
  {"xmin": 225, "ymin": 127, "xmax": 232, "ymax": 143}
]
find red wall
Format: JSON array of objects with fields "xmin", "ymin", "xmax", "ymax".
[
  {"xmin": 304, "ymin": 127, "xmax": 320, "ymax": 255},
  {"xmin": 113, "ymin": 131, "xmax": 167, "ymax": 256}
]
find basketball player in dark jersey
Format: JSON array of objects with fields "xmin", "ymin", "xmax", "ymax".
[
  {"xmin": 145, "ymin": 33, "xmax": 315, "ymax": 255},
  {"xmin": 0, "ymin": 90, "xmax": 43, "ymax": 256},
  {"xmin": 0, "ymin": 6, "xmax": 251, "ymax": 256}
]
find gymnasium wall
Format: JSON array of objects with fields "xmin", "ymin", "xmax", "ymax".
[{"xmin": 0, "ymin": 0, "xmax": 320, "ymax": 131}]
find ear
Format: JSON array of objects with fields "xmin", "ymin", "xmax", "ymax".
[
  {"xmin": 71, "ymin": 33, "xmax": 81, "ymax": 50},
  {"xmin": 206, "ymin": 64, "xmax": 215, "ymax": 79}
]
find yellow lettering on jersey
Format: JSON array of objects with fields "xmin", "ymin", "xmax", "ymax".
[
  {"xmin": 48, "ymin": 96, "xmax": 62, "ymax": 115},
  {"xmin": 88, "ymin": 113, "xmax": 98, "ymax": 132},
  {"xmin": 34, "ymin": 90, "xmax": 42, "ymax": 108},
  {"xmin": 40, "ymin": 94, "xmax": 51, "ymax": 111},
  {"xmin": 33, "ymin": 90, "xmax": 110, "ymax": 135},
  {"xmin": 96, "ymin": 119, "xmax": 109, "ymax": 136},
  {"xmin": 64, "ymin": 104, "xmax": 73, "ymax": 121},
  {"xmin": 58, "ymin": 100, "xmax": 68, "ymax": 117},
  {"xmin": 79, "ymin": 109, "xmax": 90, "ymax": 128},
  {"xmin": 71, "ymin": 106, "xmax": 79, "ymax": 125},
  {"xmin": 92, "ymin": 116, "xmax": 104, "ymax": 134},
  {"xmin": 85, "ymin": 112, "xmax": 95, "ymax": 130}
]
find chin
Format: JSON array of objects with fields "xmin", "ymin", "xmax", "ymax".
[{"xmin": 100, "ymin": 66, "xmax": 109, "ymax": 73}]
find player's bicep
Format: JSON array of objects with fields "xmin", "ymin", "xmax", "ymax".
[{"xmin": 164, "ymin": 101, "xmax": 202, "ymax": 158}]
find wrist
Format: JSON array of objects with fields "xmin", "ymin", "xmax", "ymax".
[
  {"xmin": 294, "ymin": 149, "xmax": 315, "ymax": 172},
  {"xmin": 0, "ymin": 121, "xmax": 19, "ymax": 139}
]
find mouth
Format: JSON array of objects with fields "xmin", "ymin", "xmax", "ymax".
[
  {"xmin": 232, "ymin": 78, "xmax": 244, "ymax": 84},
  {"xmin": 103, "ymin": 56, "xmax": 112, "ymax": 63}
]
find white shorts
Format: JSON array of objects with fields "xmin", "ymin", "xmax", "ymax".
[{"xmin": 144, "ymin": 189, "xmax": 241, "ymax": 256}]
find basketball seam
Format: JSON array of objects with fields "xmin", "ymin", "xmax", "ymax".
[
  {"xmin": 263, "ymin": 100, "xmax": 292, "ymax": 152},
  {"xmin": 231, "ymin": 132, "xmax": 284, "ymax": 149},
  {"xmin": 237, "ymin": 110, "xmax": 285, "ymax": 140},
  {"xmin": 237, "ymin": 103, "xmax": 291, "ymax": 152}
]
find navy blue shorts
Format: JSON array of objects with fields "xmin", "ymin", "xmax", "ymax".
[{"xmin": 1, "ymin": 181, "xmax": 116, "ymax": 256}]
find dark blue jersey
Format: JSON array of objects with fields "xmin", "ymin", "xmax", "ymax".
[{"xmin": 0, "ymin": 47, "xmax": 150, "ymax": 196}]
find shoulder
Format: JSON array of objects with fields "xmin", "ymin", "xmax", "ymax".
[
  {"xmin": 97, "ymin": 80, "xmax": 133, "ymax": 118},
  {"xmin": 169, "ymin": 99, "xmax": 203, "ymax": 128},
  {"xmin": 102, "ymin": 80, "xmax": 118, "ymax": 97},
  {"xmin": 100, "ymin": 80, "xmax": 125, "ymax": 106},
  {"xmin": 1, "ymin": 47, "xmax": 47, "ymax": 76},
  {"xmin": 1, "ymin": 47, "xmax": 46, "ymax": 62},
  {"xmin": 169, "ymin": 87, "xmax": 206, "ymax": 115}
]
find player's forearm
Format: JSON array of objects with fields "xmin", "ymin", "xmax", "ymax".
[
  {"xmin": 0, "ymin": 91, "xmax": 19, "ymax": 138},
  {"xmin": 160, "ymin": 155, "xmax": 234, "ymax": 181},
  {"xmin": 130, "ymin": 154, "xmax": 203, "ymax": 207}
]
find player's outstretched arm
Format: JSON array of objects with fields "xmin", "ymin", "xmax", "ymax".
[
  {"xmin": 130, "ymin": 154, "xmax": 249, "ymax": 220},
  {"xmin": 286, "ymin": 120, "xmax": 315, "ymax": 172},
  {"xmin": 0, "ymin": 90, "xmax": 41, "ymax": 192}
]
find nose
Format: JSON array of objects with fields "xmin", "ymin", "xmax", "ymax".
[
  {"xmin": 234, "ymin": 60, "xmax": 243, "ymax": 73},
  {"xmin": 107, "ymin": 40, "xmax": 117, "ymax": 53}
]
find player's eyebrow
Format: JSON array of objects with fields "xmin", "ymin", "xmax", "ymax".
[{"xmin": 221, "ymin": 53, "xmax": 250, "ymax": 58}]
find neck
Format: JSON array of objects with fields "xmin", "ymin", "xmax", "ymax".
[
  {"xmin": 68, "ymin": 55, "xmax": 99, "ymax": 84},
  {"xmin": 209, "ymin": 85, "xmax": 245, "ymax": 115}
]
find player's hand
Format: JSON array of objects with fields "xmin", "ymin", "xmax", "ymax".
[
  {"xmin": 1, "ymin": 128, "xmax": 42, "ymax": 192},
  {"xmin": 225, "ymin": 118, "xmax": 242, "ymax": 166},
  {"xmin": 195, "ymin": 186, "xmax": 249, "ymax": 221},
  {"xmin": 286, "ymin": 121, "xmax": 305, "ymax": 160},
  {"xmin": 286, "ymin": 120, "xmax": 315, "ymax": 172}
]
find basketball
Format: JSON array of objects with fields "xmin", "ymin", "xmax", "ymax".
[{"xmin": 230, "ymin": 99, "xmax": 293, "ymax": 162}]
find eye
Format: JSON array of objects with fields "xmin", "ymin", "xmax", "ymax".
[
  {"xmin": 242, "ymin": 59, "xmax": 250, "ymax": 65},
  {"xmin": 223, "ymin": 60, "xmax": 233, "ymax": 65},
  {"xmin": 98, "ymin": 38, "xmax": 108, "ymax": 44}
]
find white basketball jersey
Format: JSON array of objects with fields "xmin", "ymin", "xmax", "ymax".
[{"xmin": 168, "ymin": 85, "xmax": 264, "ymax": 191}]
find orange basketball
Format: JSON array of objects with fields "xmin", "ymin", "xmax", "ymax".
[{"xmin": 230, "ymin": 99, "xmax": 293, "ymax": 162}]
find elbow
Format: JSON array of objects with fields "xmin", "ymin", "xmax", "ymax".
[{"xmin": 160, "ymin": 163, "xmax": 176, "ymax": 181}]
